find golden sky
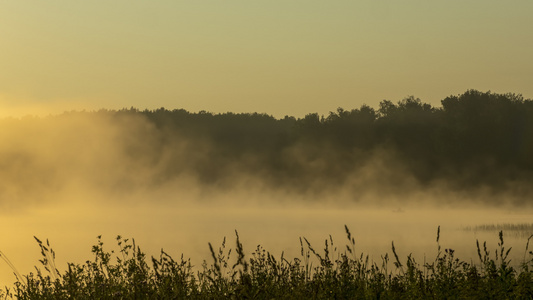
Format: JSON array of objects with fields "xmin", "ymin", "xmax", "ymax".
[{"xmin": 1, "ymin": 1, "xmax": 532, "ymax": 118}]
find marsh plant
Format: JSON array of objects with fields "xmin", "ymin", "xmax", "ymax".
[
  {"xmin": 2, "ymin": 226, "xmax": 533, "ymax": 299},
  {"xmin": 464, "ymin": 223, "xmax": 533, "ymax": 239}
]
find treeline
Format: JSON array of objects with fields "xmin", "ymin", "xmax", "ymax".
[
  {"xmin": 8, "ymin": 89, "xmax": 532, "ymax": 198},
  {"xmin": 107, "ymin": 89, "xmax": 531, "ymax": 195}
]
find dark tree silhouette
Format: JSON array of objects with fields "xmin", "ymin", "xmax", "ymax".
[{"xmin": 3, "ymin": 89, "xmax": 532, "ymax": 201}]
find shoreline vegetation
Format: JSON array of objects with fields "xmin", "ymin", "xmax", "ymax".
[
  {"xmin": 463, "ymin": 223, "xmax": 533, "ymax": 239},
  {"xmin": 2, "ymin": 227, "xmax": 533, "ymax": 299}
]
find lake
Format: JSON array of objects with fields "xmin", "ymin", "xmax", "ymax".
[{"xmin": 2, "ymin": 192, "xmax": 532, "ymax": 287}]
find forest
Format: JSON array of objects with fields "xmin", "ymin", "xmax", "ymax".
[
  {"xmin": 125, "ymin": 90, "xmax": 533, "ymax": 197},
  {"xmin": 2, "ymin": 89, "xmax": 533, "ymax": 205}
]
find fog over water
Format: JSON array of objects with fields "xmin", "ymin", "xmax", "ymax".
[{"xmin": 1, "ymin": 106, "xmax": 533, "ymax": 286}]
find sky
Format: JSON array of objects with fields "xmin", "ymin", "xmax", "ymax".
[{"xmin": 1, "ymin": 1, "xmax": 532, "ymax": 118}]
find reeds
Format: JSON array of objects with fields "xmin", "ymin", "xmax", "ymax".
[
  {"xmin": 2, "ymin": 227, "xmax": 533, "ymax": 299},
  {"xmin": 464, "ymin": 223, "xmax": 533, "ymax": 238}
]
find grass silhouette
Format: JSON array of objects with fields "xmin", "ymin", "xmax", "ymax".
[{"xmin": 2, "ymin": 227, "xmax": 533, "ymax": 299}]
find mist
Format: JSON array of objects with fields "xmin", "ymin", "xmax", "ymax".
[{"xmin": 1, "ymin": 90, "xmax": 533, "ymax": 287}]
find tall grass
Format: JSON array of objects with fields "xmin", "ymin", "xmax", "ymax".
[{"xmin": 2, "ymin": 227, "xmax": 533, "ymax": 299}]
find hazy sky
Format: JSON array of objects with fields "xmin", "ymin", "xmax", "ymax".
[{"xmin": 1, "ymin": 1, "xmax": 532, "ymax": 118}]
